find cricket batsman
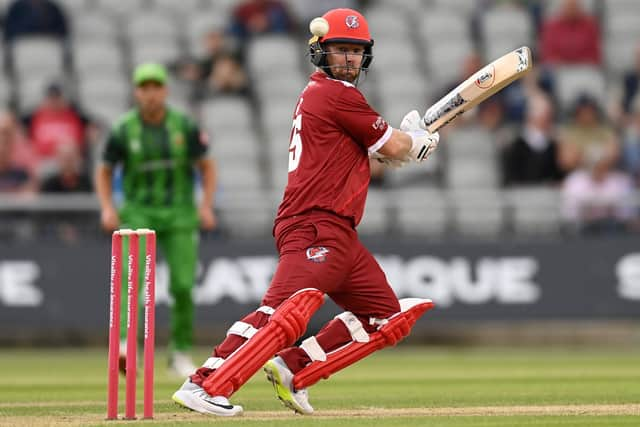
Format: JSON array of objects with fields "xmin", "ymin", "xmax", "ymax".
[
  {"xmin": 95, "ymin": 63, "xmax": 216, "ymax": 377},
  {"xmin": 172, "ymin": 8, "xmax": 439, "ymax": 416}
]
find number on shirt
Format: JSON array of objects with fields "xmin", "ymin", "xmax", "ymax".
[{"xmin": 288, "ymin": 99, "xmax": 303, "ymax": 172}]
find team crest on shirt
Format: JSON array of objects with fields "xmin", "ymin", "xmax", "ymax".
[
  {"xmin": 306, "ymin": 247, "xmax": 330, "ymax": 263},
  {"xmin": 372, "ymin": 116, "xmax": 386, "ymax": 130},
  {"xmin": 173, "ymin": 133, "xmax": 184, "ymax": 145},
  {"xmin": 345, "ymin": 15, "xmax": 359, "ymax": 29}
]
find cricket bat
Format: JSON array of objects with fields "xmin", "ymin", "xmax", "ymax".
[{"xmin": 422, "ymin": 46, "xmax": 533, "ymax": 133}]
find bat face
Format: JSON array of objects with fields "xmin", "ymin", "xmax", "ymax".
[{"xmin": 423, "ymin": 47, "xmax": 533, "ymax": 133}]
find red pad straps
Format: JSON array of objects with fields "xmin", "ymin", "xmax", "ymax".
[
  {"xmin": 293, "ymin": 298, "xmax": 434, "ymax": 390},
  {"xmin": 202, "ymin": 288, "xmax": 324, "ymax": 397}
]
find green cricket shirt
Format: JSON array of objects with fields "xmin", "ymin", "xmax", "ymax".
[{"xmin": 103, "ymin": 107, "xmax": 207, "ymax": 208}]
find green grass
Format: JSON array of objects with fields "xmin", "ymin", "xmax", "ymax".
[{"xmin": 0, "ymin": 346, "xmax": 638, "ymax": 426}]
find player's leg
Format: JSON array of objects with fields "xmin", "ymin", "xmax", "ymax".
[
  {"xmin": 172, "ymin": 287, "xmax": 324, "ymax": 415},
  {"xmin": 262, "ymin": 218, "xmax": 360, "ymax": 414},
  {"xmin": 173, "ymin": 221, "xmax": 343, "ymax": 415},
  {"xmin": 274, "ymin": 240, "xmax": 433, "ymax": 393},
  {"xmin": 158, "ymin": 227, "xmax": 198, "ymax": 376}
]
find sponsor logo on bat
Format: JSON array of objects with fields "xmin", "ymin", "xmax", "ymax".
[
  {"xmin": 423, "ymin": 93, "xmax": 466, "ymax": 126},
  {"xmin": 475, "ymin": 65, "xmax": 495, "ymax": 89},
  {"xmin": 516, "ymin": 48, "xmax": 529, "ymax": 73}
]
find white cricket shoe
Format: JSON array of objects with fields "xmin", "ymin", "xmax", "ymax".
[
  {"xmin": 172, "ymin": 378, "xmax": 243, "ymax": 416},
  {"xmin": 263, "ymin": 356, "xmax": 314, "ymax": 415},
  {"xmin": 168, "ymin": 352, "xmax": 198, "ymax": 377}
]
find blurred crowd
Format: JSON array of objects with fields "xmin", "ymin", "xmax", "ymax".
[{"xmin": 0, "ymin": 0, "xmax": 639, "ymax": 236}]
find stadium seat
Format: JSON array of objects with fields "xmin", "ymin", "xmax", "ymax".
[
  {"xmin": 70, "ymin": 10, "xmax": 120, "ymax": 41},
  {"xmin": 371, "ymin": 0, "xmax": 422, "ymax": 14},
  {"xmin": 126, "ymin": 12, "xmax": 179, "ymax": 43},
  {"xmin": 446, "ymin": 161, "xmax": 500, "ymax": 190},
  {"xmin": 216, "ymin": 158, "xmax": 263, "ymax": 191},
  {"xmin": 507, "ymin": 186, "xmax": 563, "ymax": 236},
  {"xmin": 0, "ymin": 72, "xmax": 10, "ymax": 106},
  {"xmin": 129, "ymin": 39, "xmax": 181, "ymax": 67},
  {"xmin": 55, "ymin": 0, "xmax": 92, "ymax": 15},
  {"xmin": 11, "ymin": 37, "xmax": 65, "ymax": 75},
  {"xmin": 394, "ymin": 187, "xmax": 449, "ymax": 237},
  {"xmin": 246, "ymin": 35, "xmax": 302, "ymax": 77},
  {"xmin": 424, "ymin": 40, "xmax": 474, "ymax": 89},
  {"xmin": 603, "ymin": 8, "xmax": 640, "ymax": 74},
  {"xmin": 553, "ymin": 66, "xmax": 606, "ymax": 113},
  {"xmin": 15, "ymin": 75, "xmax": 62, "ymax": 114},
  {"xmin": 77, "ymin": 76, "xmax": 130, "ymax": 124},
  {"xmin": 216, "ymin": 190, "xmax": 275, "ymax": 238},
  {"xmin": 210, "ymin": 129, "xmax": 260, "ymax": 163},
  {"xmin": 255, "ymin": 70, "xmax": 306, "ymax": 100},
  {"xmin": 94, "ymin": 0, "xmax": 147, "ymax": 17},
  {"xmin": 184, "ymin": 12, "xmax": 230, "ymax": 56},
  {"xmin": 357, "ymin": 188, "xmax": 389, "ymax": 236},
  {"xmin": 446, "ymin": 127, "xmax": 498, "ymax": 161},
  {"xmin": 376, "ymin": 69, "xmax": 431, "ymax": 126},
  {"xmin": 450, "ymin": 190, "xmax": 505, "ymax": 238},
  {"xmin": 152, "ymin": 0, "xmax": 200, "ymax": 15},
  {"xmin": 373, "ymin": 37, "xmax": 420, "ymax": 70},
  {"xmin": 480, "ymin": 4, "xmax": 533, "ymax": 62},
  {"xmin": 200, "ymin": 97, "xmax": 253, "ymax": 134},
  {"xmin": 267, "ymin": 149, "xmax": 289, "ymax": 193},
  {"xmin": 365, "ymin": 6, "xmax": 410, "ymax": 39},
  {"xmin": 260, "ymin": 101, "xmax": 296, "ymax": 141},
  {"xmin": 73, "ymin": 40, "xmax": 125, "ymax": 74},
  {"xmin": 543, "ymin": 0, "xmax": 599, "ymax": 16},
  {"xmin": 445, "ymin": 127, "xmax": 500, "ymax": 190},
  {"xmin": 430, "ymin": 0, "xmax": 478, "ymax": 18}
]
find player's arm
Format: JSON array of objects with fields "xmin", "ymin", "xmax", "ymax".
[
  {"xmin": 375, "ymin": 111, "xmax": 439, "ymax": 163},
  {"xmin": 95, "ymin": 163, "xmax": 114, "ymax": 209},
  {"xmin": 95, "ymin": 162, "xmax": 120, "ymax": 231},
  {"xmin": 197, "ymin": 157, "xmax": 216, "ymax": 209},
  {"xmin": 188, "ymin": 123, "xmax": 217, "ymax": 230},
  {"xmin": 95, "ymin": 125, "xmax": 124, "ymax": 231}
]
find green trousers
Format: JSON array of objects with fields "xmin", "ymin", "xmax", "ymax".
[{"xmin": 118, "ymin": 205, "xmax": 199, "ymax": 353}]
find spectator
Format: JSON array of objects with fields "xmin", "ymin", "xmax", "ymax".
[
  {"xmin": 41, "ymin": 142, "xmax": 92, "ymax": 193},
  {"xmin": 621, "ymin": 43, "xmax": 640, "ymax": 116},
  {"xmin": 562, "ymin": 146, "xmax": 634, "ymax": 234},
  {"xmin": 0, "ymin": 110, "xmax": 38, "ymax": 174},
  {"xmin": 199, "ymin": 30, "xmax": 235, "ymax": 78},
  {"xmin": 3, "ymin": 0, "xmax": 68, "ymax": 42},
  {"xmin": 557, "ymin": 94, "xmax": 618, "ymax": 173},
  {"xmin": 539, "ymin": 0, "xmax": 601, "ymax": 65},
  {"xmin": 172, "ymin": 30, "xmax": 249, "ymax": 100},
  {"xmin": 229, "ymin": 0, "xmax": 294, "ymax": 41},
  {"xmin": 0, "ymin": 123, "xmax": 36, "ymax": 193},
  {"xmin": 173, "ymin": 30, "xmax": 230, "ymax": 84},
  {"xmin": 206, "ymin": 53, "xmax": 249, "ymax": 96},
  {"xmin": 23, "ymin": 83, "xmax": 91, "ymax": 166},
  {"xmin": 502, "ymin": 93, "xmax": 565, "ymax": 186},
  {"xmin": 621, "ymin": 95, "xmax": 640, "ymax": 185}
]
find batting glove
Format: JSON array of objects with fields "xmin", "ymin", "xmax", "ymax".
[{"xmin": 401, "ymin": 110, "xmax": 440, "ymax": 162}]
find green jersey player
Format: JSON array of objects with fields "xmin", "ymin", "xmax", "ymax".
[{"xmin": 96, "ymin": 63, "xmax": 217, "ymax": 376}]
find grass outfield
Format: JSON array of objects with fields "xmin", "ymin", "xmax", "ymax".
[{"xmin": 0, "ymin": 346, "xmax": 639, "ymax": 426}]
